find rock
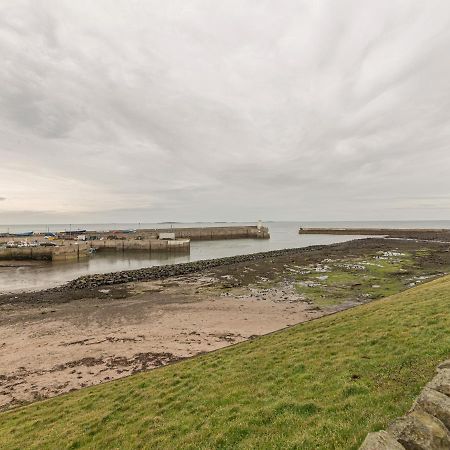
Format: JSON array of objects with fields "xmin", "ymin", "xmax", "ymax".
[
  {"xmin": 427, "ymin": 369, "xmax": 450, "ymax": 397},
  {"xmin": 62, "ymin": 245, "xmax": 332, "ymax": 290},
  {"xmin": 415, "ymin": 387, "xmax": 450, "ymax": 430},
  {"xmin": 359, "ymin": 431, "xmax": 405, "ymax": 449},
  {"xmin": 388, "ymin": 409, "xmax": 450, "ymax": 450}
]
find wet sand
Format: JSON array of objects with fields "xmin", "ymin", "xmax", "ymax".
[{"xmin": 0, "ymin": 273, "xmax": 324, "ymax": 410}]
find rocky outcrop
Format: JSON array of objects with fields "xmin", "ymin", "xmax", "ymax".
[
  {"xmin": 359, "ymin": 360, "xmax": 450, "ymax": 449},
  {"xmin": 64, "ymin": 244, "xmax": 335, "ymax": 290}
]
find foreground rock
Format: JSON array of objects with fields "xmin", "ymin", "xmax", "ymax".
[
  {"xmin": 359, "ymin": 431, "xmax": 405, "ymax": 450},
  {"xmin": 359, "ymin": 360, "xmax": 450, "ymax": 449},
  {"xmin": 389, "ymin": 410, "xmax": 450, "ymax": 449}
]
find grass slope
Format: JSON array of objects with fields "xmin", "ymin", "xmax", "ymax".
[{"xmin": 1, "ymin": 276, "xmax": 450, "ymax": 450}]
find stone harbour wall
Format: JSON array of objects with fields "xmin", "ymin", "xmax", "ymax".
[
  {"xmin": 89, "ymin": 238, "xmax": 190, "ymax": 252},
  {"xmin": 0, "ymin": 243, "xmax": 90, "ymax": 261},
  {"xmin": 137, "ymin": 225, "xmax": 270, "ymax": 240},
  {"xmin": 0, "ymin": 246, "xmax": 54, "ymax": 260},
  {"xmin": 360, "ymin": 359, "xmax": 450, "ymax": 450}
]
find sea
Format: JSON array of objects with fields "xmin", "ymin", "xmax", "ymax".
[{"xmin": 1, "ymin": 220, "xmax": 449, "ymax": 294}]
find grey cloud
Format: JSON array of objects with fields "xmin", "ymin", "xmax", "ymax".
[{"xmin": 0, "ymin": 0, "xmax": 450, "ymax": 223}]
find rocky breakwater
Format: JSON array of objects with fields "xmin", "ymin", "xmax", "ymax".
[
  {"xmin": 66, "ymin": 246, "xmax": 327, "ymax": 289},
  {"xmin": 360, "ymin": 360, "xmax": 450, "ymax": 449}
]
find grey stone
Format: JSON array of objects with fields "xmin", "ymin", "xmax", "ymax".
[
  {"xmin": 62, "ymin": 245, "xmax": 333, "ymax": 290},
  {"xmin": 415, "ymin": 387, "xmax": 450, "ymax": 430},
  {"xmin": 359, "ymin": 431, "xmax": 405, "ymax": 449},
  {"xmin": 388, "ymin": 408, "xmax": 450, "ymax": 450},
  {"xmin": 427, "ymin": 369, "xmax": 450, "ymax": 397}
]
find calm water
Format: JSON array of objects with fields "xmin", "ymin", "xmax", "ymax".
[{"xmin": 1, "ymin": 220, "xmax": 449, "ymax": 293}]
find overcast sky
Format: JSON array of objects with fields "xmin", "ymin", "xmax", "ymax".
[{"xmin": 1, "ymin": 0, "xmax": 449, "ymax": 224}]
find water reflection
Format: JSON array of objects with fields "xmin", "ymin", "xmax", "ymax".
[{"xmin": 0, "ymin": 251, "xmax": 191, "ymax": 293}]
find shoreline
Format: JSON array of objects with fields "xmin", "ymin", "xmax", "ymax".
[
  {"xmin": 1, "ymin": 237, "xmax": 450, "ymax": 411},
  {"xmin": 1, "ymin": 238, "xmax": 376, "ymax": 304}
]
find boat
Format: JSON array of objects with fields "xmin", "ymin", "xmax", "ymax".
[
  {"xmin": 12, "ymin": 231, "xmax": 34, "ymax": 237},
  {"xmin": 110, "ymin": 229, "xmax": 136, "ymax": 234}
]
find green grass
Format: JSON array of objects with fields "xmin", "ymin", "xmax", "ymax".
[{"xmin": 1, "ymin": 276, "xmax": 450, "ymax": 449}]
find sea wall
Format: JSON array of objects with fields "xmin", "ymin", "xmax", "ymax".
[
  {"xmin": 137, "ymin": 226, "xmax": 270, "ymax": 240},
  {"xmin": 0, "ymin": 226, "xmax": 270, "ymax": 243},
  {"xmin": 299, "ymin": 228, "xmax": 450, "ymax": 241},
  {"xmin": 52, "ymin": 243, "xmax": 91, "ymax": 261},
  {"xmin": 0, "ymin": 246, "xmax": 53, "ymax": 260},
  {"xmin": 0, "ymin": 243, "xmax": 90, "ymax": 261},
  {"xmin": 90, "ymin": 238, "xmax": 190, "ymax": 252},
  {"xmin": 360, "ymin": 360, "xmax": 450, "ymax": 449}
]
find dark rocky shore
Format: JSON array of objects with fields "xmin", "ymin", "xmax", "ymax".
[
  {"xmin": 66, "ymin": 243, "xmax": 345, "ymax": 289},
  {"xmin": 0, "ymin": 241, "xmax": 345, "ymax": 305},
  {"xmin": 2, "ymin": 237, "xmax": 449, "ymax": 306}
]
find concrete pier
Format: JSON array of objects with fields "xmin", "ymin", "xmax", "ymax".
[
  {"xmin": 134, "ymin": 225, "xmax": 270, "ymax": 241},
  {"xmin": 298, "ymin": 227, "xmax": 450, "ymax": 241},
  {"xmin": 0, "ymin": 243, "xmax": 91, "ymax": 261},
  {"xmin": 89, "ymin": 238, "xmax": 190, "ymax": 253}
]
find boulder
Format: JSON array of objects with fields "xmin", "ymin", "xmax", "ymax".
[
  {"xmin": 359, "ymin": 431, "xmax": 405, "ymax": 449},
  {"xmin": 388, "ymin": 408, "xmax": 450, "ymax": 450},
  {"xmin": 415, "ymin": 387, "xmax": 450, "ymax": 430},
  {"xmin": 427, "ymin": 369, "xmax": 450, "ymax": 397}
]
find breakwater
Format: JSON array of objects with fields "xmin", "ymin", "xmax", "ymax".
[
  {"xmin": 0, "ymin": 243, "xmax": 90, "ymax": 261},
  {"xmin": 0, "ymin": 236, "xmax": 189, "ymax": 262},
  {"xmin": 0, "ymin": 226, "xmax": 267, "ymax": 261},
  {"xmin": 89, "ymin": 238, "xmax": 190, "ymax": 252},
  {"xmin": 299, "ymin": 228, "xmax": 450, "ymax": 241},
  {"xmin": 64, "ymin": 240, "xmax": 358, "ymax": 290},
  {"xmin": 134, "ymin": 225, "xmax": 270, "ymax": 240}
]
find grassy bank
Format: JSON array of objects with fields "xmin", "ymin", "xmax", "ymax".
[{"xmin": 1, "ymin": 276, "xmax": 450, "ymax": 449}]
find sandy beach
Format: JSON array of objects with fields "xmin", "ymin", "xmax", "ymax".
[{"xmin": 0, "ymin": 273, "xmax": 324, "ymax": 410}]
